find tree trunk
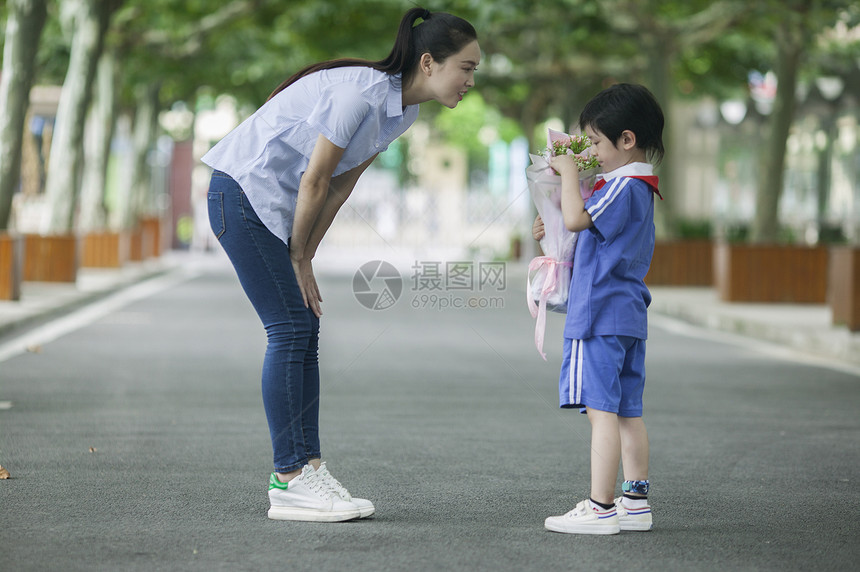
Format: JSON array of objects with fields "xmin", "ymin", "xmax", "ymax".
[
  {"xmin": 138, "ymin": 84, "xmax": 164, "ymax": 220},
  {"xmin": 646, "ymin": 40, "xmax": 677, "ymax": 239},
  {"xmin": 112, "ymin": 82, "xmax": 161, "ymax": 231},
  {"xmin": 79, "ymin": 49, "xmax": 119, "ymax": 233},
  {"xmin": 0, "ymin": 0, "xmax": 48, "ymax": 231},
  {"xmin": 750, "ymin": 16, "xmax": 804, "ymax": 243},
  {"xmin": 40, "ymin": 0, "xmax": 112, "ymax": 235},
  {"xmin": 815, "ymin": 110, "xmax": 836, "ymax": 235}
]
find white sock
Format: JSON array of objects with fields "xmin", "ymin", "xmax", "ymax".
[{"xmin": 621, "ymin": 496, "xmax": 649, "ymax": 509}]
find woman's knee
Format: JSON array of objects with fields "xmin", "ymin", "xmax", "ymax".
[{"xmin": 265, "ymin": 316, "xmax": 313, "ymax": 345}]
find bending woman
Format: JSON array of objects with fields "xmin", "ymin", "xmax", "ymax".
[{"xmin": 201, "ymin": 8, "xmax": 480, "ymax": 522}]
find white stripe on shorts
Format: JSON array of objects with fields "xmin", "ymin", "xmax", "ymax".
[{"xmin": 569, "ymin": 339, "xmax": 584, "ymax": 405}]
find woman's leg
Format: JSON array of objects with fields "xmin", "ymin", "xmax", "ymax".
[
  {"xmin": 208, "ymin": 172, "xmax": 321, "ymax": 476},
  {"xmin": 302, "ymin": 319, "xmax": 321, "ymax": 472}
]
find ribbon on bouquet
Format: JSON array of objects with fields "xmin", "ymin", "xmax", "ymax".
[{"xmin": 527, "ymin": 256, "xmax": 572, "ymax": 361}]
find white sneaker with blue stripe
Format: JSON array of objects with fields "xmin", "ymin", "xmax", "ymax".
[
  {"xmin": 545, "ymin": 499, "xmax": 620, "ymax": 535},
  {"xmin": 615, "ymin": 496, "xmax": 653, "ymax": 531}
]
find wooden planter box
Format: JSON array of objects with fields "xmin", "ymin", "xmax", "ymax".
[
  {"xmin": 714, "ymin": 243, "xmax": 828, "ymax": 303},
  {"xmin": 0, "ymin": 233, "xmax": 23, "ymax": 301},
  {"xmin": 128, "ymin": 218, "xmax": 162, "ymax": 262},
  {"xmin": 140, "ymin": 217, "xmax": 162, "ymax": 258},
  {"xmin": 828, "ymin": 247, "xmax": 860, "ymax": 331},
  {"xmin": 23, "ymin": 234, "xmax": 78, "ymax": 283},
  {"xmin": 81, "ymin": 232, "xmax": 129, "ymax": 268},
  {"xmin": 646, "ymin": 240, "xmax": 713, "ymax": 286},
  {"xmin": 129, "ymin": 226, "xmax": 145, "ymax": 262}
]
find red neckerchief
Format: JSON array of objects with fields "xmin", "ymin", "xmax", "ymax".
[{"xmin": 593, "ymin": 175, "xmax": 663, "ymax": 200}]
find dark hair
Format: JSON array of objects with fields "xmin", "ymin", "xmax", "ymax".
[
  {"xmin": 579, "ymin": 83, "xmax": 665, "ymax": 165},
  {"xmin": 266, "ymin": 7, "xmax": 477, "ymax": 102}
]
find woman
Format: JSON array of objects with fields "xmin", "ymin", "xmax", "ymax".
[{"xmin": 202, "ymin": 7, "xmax": 479, "ymax": 522}]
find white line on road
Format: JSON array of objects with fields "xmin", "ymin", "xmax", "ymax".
[{"xmin": 0, "ymin": 268, "xmax": 199, "ymax": 364}]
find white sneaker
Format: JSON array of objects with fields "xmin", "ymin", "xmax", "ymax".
[
  {"xmin": 615, "ymin": 496, "xmax": 653, "ymax": 531},
  {"xmin": 267, "ymin": 465, "xmax": 361, "ymax": 522},
  {"xmin": 314, "ymin": 462, "xmax": 375, "ymax": 518},
  {"xmin": 545, "ymin": 499, "xmax": 621, "ymax": 535}
]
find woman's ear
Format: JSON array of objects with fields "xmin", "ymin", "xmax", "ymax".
[
  {"xmin": 620, "ymin": 130, "xmax": 637, "ymax": 151},
  {"xmin": 420, "ymin": 52, "xmax": 434, "ymax": 76}
]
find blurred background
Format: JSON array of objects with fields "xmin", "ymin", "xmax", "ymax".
[{"xmin": 1, "ymin": 0, "xmax": 859, "ymax": 315}]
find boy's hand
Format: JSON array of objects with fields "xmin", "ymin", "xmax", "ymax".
[
  {"xmin": 549, "ymin": 154, "xmax": 580, "ymax": 177},
  {"xmin": 532, "ymin": 215, "xmax": 545, "ymax": 241}
]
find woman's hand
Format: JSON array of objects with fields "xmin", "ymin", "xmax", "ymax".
[
  {"xmin": 291, "ymin": 255, "xmax": 323, "ymax": 318},
  {"xmin": 532, "ymin": 215, "xmax": 545, "ymax": 241}
]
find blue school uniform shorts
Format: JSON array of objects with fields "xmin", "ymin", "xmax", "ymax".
[{"xmin": 559, "ymin": 335, "xmax": 646, "ymax": 416}]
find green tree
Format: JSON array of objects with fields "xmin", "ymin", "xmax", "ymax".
[
  {"xmin": 748, "ymin": 0, "xmax": 859, "ymax": 243},
  {"xmin": 593, "ymin": 0, "xmax": 749, "ymax": 236},
  {"xmin": 40, "ymin": 0, "xmax": 121, "ymax": 235},
  {"xmin": 472, "ymin": 0, "xmax": 749, "ymax": 236},
  {"xmin": 0, "ymin": 0, "xmax": 48, "ymax": 232},
  {"xmin": 108, "ymin": 0, "xmax": 266, "ymax": 230}
]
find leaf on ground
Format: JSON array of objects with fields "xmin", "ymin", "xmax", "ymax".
[
  {"xmin": 88, "ymin": 447, "xmax": 97, "ymax": 453},
  {"xmin": 0, "ymin": 465, "xmax": 10, "ymax": 479}
]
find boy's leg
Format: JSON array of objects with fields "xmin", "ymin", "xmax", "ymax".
[
  {"xmin": 619, "ymin": 415, "xmax": 649, "ymax": 484},
  {"xmin": 546, "ymin": 337, "xmax": 628, "ymax": 535},
  {"xmin": 616, "ymin": 337, "xmax": 653, "ymax": 530},
  {"xmin": 616, "ymin": 416, "xmax": 653, "ymax": 531},
  {"xmin": 586, "ymin": 407, "xmax": 621, "ymax": 505}
]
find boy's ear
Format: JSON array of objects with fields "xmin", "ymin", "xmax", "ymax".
[{"xmin": 620, "ymin": 130, "xmax": 637, "ymax": 151}]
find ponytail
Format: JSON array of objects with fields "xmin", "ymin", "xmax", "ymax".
[{"xmin": 266, "ymin": 7, "xmax": 476, "ymax": 102}]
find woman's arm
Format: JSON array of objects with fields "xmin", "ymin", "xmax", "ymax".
[
  {"xmin": 304, "ymin": 153, "xmax": 378, "ymax": 260},
  {"xmin": 289, "ymin": 134, "xmax": 378, "ymax": 317},
  {"xmin": 550, "ymin": 154, "xmax": 593, "ymax": 232},
  {"xmin": 291, "ymin": 134, "xmax": 345, "ymax": 261},
  {"xmin": 289, "ymin": 134, "xmax": 345, "ymax": 317}
]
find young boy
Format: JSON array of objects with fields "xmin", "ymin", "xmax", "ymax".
[{"xmin": 536, "ymin": 83, "xmax": 664, "ymax": 535}]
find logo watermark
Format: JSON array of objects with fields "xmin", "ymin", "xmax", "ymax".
[
  {"xmin": 352, "ymin": 260, "xmax": 506, "ymax": 311},
  {"xmin": 352, "ymin": 260, "xmax": 403, "ymax": 310}
]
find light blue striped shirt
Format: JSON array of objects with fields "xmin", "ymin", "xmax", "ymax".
[{"xmin": 201, "ymin": 67, "xmax": 419, "ymax": 245}]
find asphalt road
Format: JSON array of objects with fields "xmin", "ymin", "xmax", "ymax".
[{"xmin": 1, "ymin": 257, "xmax": 858, "ymax": 571}]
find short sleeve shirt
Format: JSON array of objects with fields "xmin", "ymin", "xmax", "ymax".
[
  {"xmin": 563, "ymin": 163, "xmax": 657, "ymax": 340},
  {"xmin": 201, "ymin": 67, "xmax": 419, "ymax": 245}
]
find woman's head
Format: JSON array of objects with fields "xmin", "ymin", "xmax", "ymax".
[
  {"xmin": 387, "ymin": 8, "xmax": 478, "ymax": 88},
  {"xmin": 267, "ymin": 7, "xmax": 478, "ymax": 103}
]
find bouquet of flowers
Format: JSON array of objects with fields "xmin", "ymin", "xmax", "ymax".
[
  {"xmin": 526, "ymin": 128, "xmax": 600, "ymax": 360},
  {"xmin": 539, "ymin": 132, "xmax": 600, "ymax": 173}
]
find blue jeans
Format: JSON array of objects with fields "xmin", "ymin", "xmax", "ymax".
[{"xmin": 207, "ymin": 170, "xmax": 321, "ymax": 473}]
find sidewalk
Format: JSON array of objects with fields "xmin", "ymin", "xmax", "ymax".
[
  {"xmin": 0, "ymin": 255, "xmax": 182, "ymax": 340},
  {"xmin": 649, "ymin": 286, "xmax": 860, "ymax": 369},
  {"xmin": 1, "ymin": 251, "xmax": 859, "ymax": 370}
]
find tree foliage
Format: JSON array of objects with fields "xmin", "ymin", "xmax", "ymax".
[{"xmin": 2, "ymin": 0, "xmax": 859, "ymax": 239}]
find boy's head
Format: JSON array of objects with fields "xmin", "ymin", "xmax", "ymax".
[{"xmin": 578, "ymin": 83, "xmax": 665, "ymax": 169}]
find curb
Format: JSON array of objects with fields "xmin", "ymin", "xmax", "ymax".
[
  {"xmin": 0, "ymin": 263, "xmax": 175, "ymax": 341},
  {"xmin": 650, "ymin": 295, "xmax": 860, "ymax": 369}
]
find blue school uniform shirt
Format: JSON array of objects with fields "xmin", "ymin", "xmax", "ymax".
[
  {"xmin": 563, "ymin": 163, "xmax": 658, "ymax": 340},
  {"xmin": 201, "ymin": 67, "xmax": 419, "ymax": 245}
]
